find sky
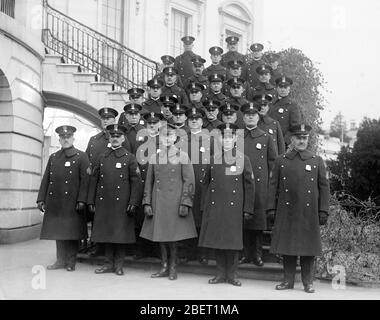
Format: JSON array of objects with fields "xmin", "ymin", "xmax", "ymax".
[{"xmin": 260, "ymin": 0, "xmax": 380, "ymax": 129}]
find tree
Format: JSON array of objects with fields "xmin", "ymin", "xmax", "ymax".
[
  {"xmin": 328, "ymin": 117, "xmax": 380, "ymax": 206},
  {"xmin": 275, "ymin": 48, "xmax": 328, "ymax": 151},
  {"xmin": 329, "ymin": 112, "xmax": 350, "ymax": 143},
  {"xmin": 349, "ymin": 118, "xmax": 380, "ymax": 205}
]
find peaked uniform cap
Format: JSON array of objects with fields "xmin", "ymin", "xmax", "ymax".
[
  {"xmin": 55, "ymin": 125, "xmax": 76, "ymax": 136},
  {"xmin": 250, "ymin": 43, "xmax": 264, "ymax": 52},
  {"xmin": 98, "ymin": 107, "xmax": 118, "ymax": 119},
  {"xmin": 209, "ymin": 46, "xmax": 224, "ymax": 55},
  {"xmin": 123, "ymin": 103, "xmax": 143, "ymax": 113},
  {"xmin": 106, "ymin": 124, "xmax": 127, "ymax": 135}
]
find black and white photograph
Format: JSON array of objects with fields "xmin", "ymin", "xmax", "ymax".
[{"xmin": 1, "ymin": 0, "xmax": 380, "ymax": 305}]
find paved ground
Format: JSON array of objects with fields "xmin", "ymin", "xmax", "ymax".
[{"xmin": 0, "ymin": 239, "xmax": 379, "ymax": 300}]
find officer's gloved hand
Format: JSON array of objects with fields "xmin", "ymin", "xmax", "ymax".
[
  {"xmin": 179, "ymin": 205, "xmax": 189, "ymax": 218},
  {"xmin": 76, "ymin": 202, "xmax": 86, "ymax": 213},
  {"xmin": 37, "ymin": 201, "xmax": 45, "ymax": 213},
  {"xmin": 319, "ymin": 211, "xmax": 328, "ymax": 226},
  {"xmin": 126, "ymin": 204, "xmax": 137, "ymax": 216},
  {"xmin": 88, "ymin": 204, "xmax": 96, "ymax": 213},
  {"xmin": 144, "ymin": 205, "xmax": 153, "ymax": 218},
  {"xmin": 267, "ymin": 210, "xmax": 276, "ymax": 225},
  {"xmin": 244, "ymin": 212, "xmax": 253, "ymax": 221}
]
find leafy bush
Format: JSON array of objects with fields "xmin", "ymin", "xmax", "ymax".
[{"xmin": 316, "ymin": 193, "xmax": 380, "ymax": 282}]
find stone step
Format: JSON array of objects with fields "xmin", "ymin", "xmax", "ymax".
[
  {"xmin": 56, "ymin": 64, "xmax": 80, "ymax": 74},
  {"xmin": 73, "ymin": 73, "xmax": 97, "ymax": 83},
  {"xmin": 77, "ymin": 254, "xmax": 300, "ymax": 282},
  {"xmin": 43, "ymin": 54, "xmax": 63, "ymax": 65},
  {"xmin": 90, "ymin": 82, "xmax": 114, "ymax": 92}
]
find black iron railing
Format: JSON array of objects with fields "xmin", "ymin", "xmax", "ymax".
[
  {"xmin": 0, "ymin": 0, "xmax": 15, "ymax": 18},
  {"xmin": 41, "ymin": 0, "xmax": 159, "ymax": 90}
]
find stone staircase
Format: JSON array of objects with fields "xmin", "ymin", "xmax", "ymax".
[{"xmin": 42, "ymin": 53, "xmax": 129, "ymax": 117}]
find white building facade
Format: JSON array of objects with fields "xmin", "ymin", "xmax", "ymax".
[{"xmin": 0, "ymin": 0, "xmax": 261, "ymax": 243}]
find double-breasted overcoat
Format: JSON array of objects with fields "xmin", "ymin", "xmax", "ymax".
[
  {"xmin": 88, "ymin": 147, "xmax": 143, "ymax": 244},
  {"xmin": 243, "ymin": 127, "xmax": 277, "ymax": 230},
  {"xmin": 266, "ymin": 149, "xmax": 330, "ymax": 256},
  {"xmin": 140, "ymin": 147, "xmax": 197, "ymax": 242},
  {"xmin": 198, "ymin": 149, "xmax": 255, "ymax": 250},
  {"xmin": 37, "ymin": 146, "xmax": 90, "ymax": 240}
]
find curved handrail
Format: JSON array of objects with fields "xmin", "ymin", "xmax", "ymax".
[{"xmin": 44, "ymin": 1, "xmax": 158, "ymax": 65}]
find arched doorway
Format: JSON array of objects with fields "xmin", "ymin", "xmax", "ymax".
[{"xmin": 42, "ymin": 91, "xmax": 102, "ymax": 169}]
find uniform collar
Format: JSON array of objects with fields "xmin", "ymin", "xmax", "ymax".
[
  {"xmin": 244, "ymin": 127, "xmax": 264, "ymax": 138},
  {"xmin": 285, "ymin": 148, "xmax": 314, "ymax": 160},
  {"xmin": 260, "ymin": 114, "xmax": 273, "ymax": 124},
  {"xmin": 105, "ymin": 147, "xmax": 128, "ymax": 158},
  {"xmin": 62, "ymin": 146, "xmax": 78, "ymax": 158}
]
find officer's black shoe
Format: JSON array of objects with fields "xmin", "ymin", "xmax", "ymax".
[
  {"xmin": 238, "ymin": 256, "xmax": 250, "ymax": 265},
  {"xmin": 47, "ymin": 262, "xmax": 65, "ymax": 270},
  {"xmin": 66, "ymin": 266, "xmax": 75, "ymax": 272},
  {"xmin": 151, "ymin": 263, "xmax": 169, "ymax": 278},
  {"xmin": 94, "ymin": 266, "xmax": 114, "ymax": 274},
  {"xmin": 304, "ymin": 284, "xmax": 315, "ymax": 293},
  {"xmin": 168, "ymin": 266, "xmax": 177, "ymax": 280},
  {"xmin": 275, "ymin": 282, "xmax": 294, "ymax": 290},
  {"xmin": 208, "ymin": 276, "xmax": 225, "ymax": 284},
  {"xmin": 115, "ymin": 268, "xmax": 124, "ymax": 276},
  {"xmin": 252, "ymin": 257, "xmax": 264, "ymax": 267},
  {"xmin": 227, "ymin": 279, "xmax": 242, "ymax": 287}
]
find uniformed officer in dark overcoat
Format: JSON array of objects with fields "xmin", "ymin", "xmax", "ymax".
[
  {"xmin": 267, "ymin": 124, "xmax": 330, "ymax": 293},
  {"xmin": 251, "ymin": 64, "xmax": 277, "ymax": 97},
  {"xmin": 37, "ymin": 125, "xmax": 90, "ymax": 272},
  {"xmin": 184, "ymin": 56, "xmax": 208, "ymax": 91},
  {"xmin": 86, "ymin": 108, "xmax": 119, "ymax": 171},
  {"xmin": 254, "ymin": 94, "xmax": 285, "ymax": 155},
  {"xmin": 187, "ymin": 82, "xmax": 206, "ymax": 110},
  {"xmin": 85, "ymin": 107, "xmax": 128, "ymax": 255},
  {"xmin": 204, "ymin": 74, "xmax": 227, "ymax": 105},
  {"xmin": 122, "ymin": 103, "xmax": 146, "ymax": 155},
  {"xmin": 203, "ymin": 46, "xmax": 227, "ymax": 79},
  {"xmin": 239, "ymin": 103, "xmax": 277, "ymax": 267},
  {"xmin": 170, "ymin": 104, "xmax": 190, "ymax": 134},
  {"xmin": 184, "ymin": 107, "xmax": 211, "ymax": 264},
  {"xmin": 143, "ymin": 78, "xmax": 164, "ymax": 114},
  {"xmin": 174, "ymin": 36, "xmax": 198, "ymax": 86},
  {"xmin": 88, "ymin": 124, "xmax": 143, "ymax": 276},
  {"xmin": 264, "ymin": 53, "xmax": 283, "ymax": 86},
  {"xmin": 156, "ymin": 55, "xmax": 184, "ymax": 88},
  {"xmin": 269, "ymin": 76, "xmax": 302, "ymax": 146},
  {"xmin": 118, "ymin": 89, "xmax": 145, "ymax": 125},
  {"xmin": 220, "ymin": 36, "xmax": 246, "ymax": 69},
  {"xmin": 245, "ymin": 43, "xmax": 265, "ymax": 88},
  {"xmin": 220, "ymin": 101, "xmax": 245, "ymax": 129},
  {"xmin": 223, "ymin": 61, "xmax": 253, "ymax": 100},
  {"xmin": 161, "ymin": 67, "xmax": 189, "ymax": 105},
  {"xmin": 202, "ymin": 99, "xmax": 223, "ymax": 132},
  {"xmin": 140, "ymin": 123, "xmax": 196, "ymax": 280},
  {"xmin": 159, "ymin": 95, "xmax": 177, "ymax": 125},
  {"xmin": 199, "ymin": 123, "xmax": 255, "ymax": 286}
]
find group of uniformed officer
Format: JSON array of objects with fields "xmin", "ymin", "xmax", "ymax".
[{"xmin": 37, "ymin": 35, "xmax": 329, "ymax": 293}]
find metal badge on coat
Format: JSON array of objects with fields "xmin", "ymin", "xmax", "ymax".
[
  {"xmin": 278, "ymin": 108, "xmax": 284, "ymax": 114},
  {"xmin": 269, "ymin": 129, "xmax": 274, "ymax": 134},
  {"xmin": 230, "ymin": 166, "xmax": 237, "ymax": 172},
  {"xmin": 107, "ymin": 143, "xmax": 111, "ymax": 148},
  {"xmin": 256, "ymin": 143, "xmax": 262, "ymax": 150},
  {"xmin": 65, "ymin": 161, "xmax": 71, "ymax": 167},
  {"xmin": 116, "ymin": 163, "xmax": 122, "ymax": 169},
  {"xmin": 140, "ymin": 120, "xmax": 145, "ymax": 125},
  {"xmin": 305, "ymin": 165, "xmax": 312, "ymax": 171}
]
